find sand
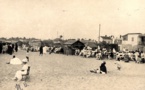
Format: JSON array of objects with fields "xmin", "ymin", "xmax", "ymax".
[{"xmin": 0, "ymin": 50, "xmax": 145, "ymax": 90}]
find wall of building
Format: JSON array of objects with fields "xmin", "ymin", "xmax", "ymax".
[{"xmin": 122, "ymin": 34, "xmax": 140, "ymax": 46}]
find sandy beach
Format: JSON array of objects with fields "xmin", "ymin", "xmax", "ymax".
[{"xmin": 0, "ymin": 50, "xmax": 145, "ymax": 90}]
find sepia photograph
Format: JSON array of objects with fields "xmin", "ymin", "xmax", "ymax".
[{"xmin": 0, "ymin": 0, "xmax": 145, "ymax": 90}]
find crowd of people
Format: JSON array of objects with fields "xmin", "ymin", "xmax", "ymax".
[
  {"xmin": 116, "ymin": 51, "xmax": 145, "ymax": 63},
  {"xmin": 74, "ymin": 47, "xmax": 145, "ymax": 64},
  {"xmin": 26, "ymin": 45, "xmax": 145, "ymax": 64},
  {"xmin": 0, "ymin": 43, "xmax": 18, "ymax": 55}
]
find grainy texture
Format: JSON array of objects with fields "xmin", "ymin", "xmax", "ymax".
[{"xmin": 0, "ymin": 50, "xmax": 145, "ymax": 90}]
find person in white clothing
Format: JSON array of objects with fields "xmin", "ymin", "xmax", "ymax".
[
  {"xmin": 43, "ymin": 46, "xmax": 47, "ymax": 54},
  {"xmin": 13, "ymin": 59, "xmax": 30, "ymax": 81},
  {"xmin": 135, "ymin": 51, "xmax": 139, "ymax": 62},
  {"xmin": 6, "ymin": 55, "xmax": 22, "ymax": 65}
]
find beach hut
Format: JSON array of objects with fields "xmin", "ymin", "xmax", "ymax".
[{"xmin": 63, "ymin": 39, "xmax": 85, "ymax": 55}]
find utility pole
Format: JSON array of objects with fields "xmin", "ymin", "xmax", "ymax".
[{"xmin": 98, "ymin": 24, "xmax": 101, "ymax": 43}]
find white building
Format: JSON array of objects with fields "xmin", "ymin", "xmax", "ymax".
[{"xmin": 120, "ymin": 33, "xmax": 145, "ymax": 51}]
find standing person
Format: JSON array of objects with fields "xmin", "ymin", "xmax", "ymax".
[
  {"xmin": 39, "ymin": 45, "xmax": 43, "ymax": 56},
  {"xmin": 0, "ymin": 43, "xmax": 2, "ymax": 54},
  {"xmin": 100, "ymin": 61, "xmax": 107, "ymax": 74},
  {"xmin": 135, "ymin": 51, "xmax": 139, "ymax": 62},
  {"xmin": 3, "ymin": 44, "xmax": 8, "ymax": 54},
  {"xmin": 43, "ymin": 46, "xmax": 47, "ymax": 54},
  {"xmin": 10, "ymin": 44, "xmax": 13, "ymax": 55},
  {"xmin": 12, "ymin": 44, "xmax": 15, "ymax": 53},
  {"xmin": 15, "ymin": 43, "xmax": 18, "ymax": 52},
  {"xmin": 7, "ymin": 44, "xmax": 13, "ymax": 55},
  {"xmin": 110, "ymin": 51, "xmax": 114, "ymax": 59},
  {"xmin": 26, "ymin": 50, "xmax": 29, "ymax": 57},
  {"xmin": 65, "ymin": 46, "xmax": 69, "ymax": 56}
]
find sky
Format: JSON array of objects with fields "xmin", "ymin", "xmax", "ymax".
[{"xmin": 0, "ymin": 0, "xmax": 145, "ymax": 40}]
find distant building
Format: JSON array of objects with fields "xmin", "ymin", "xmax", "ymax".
[
  {"xmin": 63, "ymin": 39, "xmax": 85, "ymax": 55},
  {"xmin": 100, "ymin": 35, "xmax": 114, "ymax": 44},
  {"xmin": 138, "ymin": 34, "xmax": 145, "ymax": 45},
  {"xmin": 64, "ymin": 39, "xmax": 85, "ymax": 50},
  {"xmin": 122, "ymin": 33, "xmax": 142, "ymax": 45},
  {"xmin": 120, "ymin": 33, "xmax": 145, "ymax": 51}
]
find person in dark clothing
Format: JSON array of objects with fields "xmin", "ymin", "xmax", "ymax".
[
  {"xmin": 100, "ymin": 61, "xmax": 107, "ymax": 74},
  {"xmin": 15, "ymin": 43, "xmax": 18, "ymax": 52},
  {"xmin": 7, "ymin": 44, "xmax": 13, "ymax": 55},
  {"xmin": 39, "ymin": 46, "xmax": 43, "ymax": 56},
  {"xmin": 0, "ymin": 43, "xmax": 2, "ymax": 54},
  {"xmin": 9, "ymin": 44, "xmax": 13, "ymax": 55},
  {"xmin": 12, "ymin": 44, "xmax": 15, "ymax": 52},
  {"xmin": 110, "ymin": 51, "xmax": 114, "ymax": 59}
]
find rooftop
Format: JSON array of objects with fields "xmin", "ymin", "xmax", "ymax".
[
  {"xmin": 122, "ymin": 33, "xmax": 142, "ymax": 36},
  {"xmin": 64, "ymin": 39, "xmax": 78, "ymax": 45}
]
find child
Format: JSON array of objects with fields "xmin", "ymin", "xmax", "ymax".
[{"xmin": 115, "ymin": 62, "xmax": 121, "ymax": 70}]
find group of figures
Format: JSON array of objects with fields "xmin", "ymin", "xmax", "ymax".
[
  {"xmin": 6, "ymin": 55, "xmax": 30, "ymax": 90},
  {"xmin": 39, "ymin": 46, "xmax": 58, "ymax": 55},
  {"xmin": 75, "ymin": 47, "xmax": 145, "ymax": 64},
  {"xmin": 76, "ymin": 47, "xmax": 116, "ymax": 59},
  {"xmin": 24, "ymin": 44, "xmax": 145, "ymax": 64},
  {"xmin": 116, "ymin": 51, "xmax": 145, "ymax": 63},
  {"xmin": 0, "ymin": 43, "xmax": 18, "ymax": 55}
]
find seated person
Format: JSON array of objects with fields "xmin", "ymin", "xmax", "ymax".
[
  {"xmin": 22, "ymin": 56, "xmax": 29, "ymax": 63},
  {"xmin": 90, "ymin": 61, "xmax": 107, "ymax": 74},
  {"xmin": 12, "ymin": 59, "xmax": 30, "ymax": 81},
  {"xmin": 100, "ymin": 61, "xmax": 107, "ymax": 74},
  {"xmin": 6, "ymin": 55, "xmax": 22, "ymax": 65},
  {"xmin": 124, "ymin": 53, "xmax": 130, "ymax": 62}
]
